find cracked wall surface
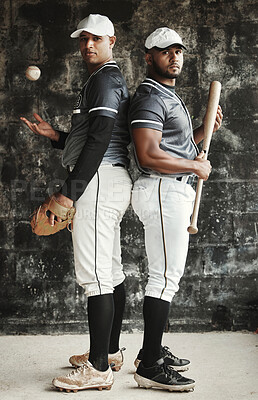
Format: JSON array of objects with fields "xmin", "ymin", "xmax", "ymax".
[{"xmin": 0, "ymin": 0, "xmax": 257, "ymax": 334}]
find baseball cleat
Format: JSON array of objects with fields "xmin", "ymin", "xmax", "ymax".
[
  {"xmin": 69, "ymin": 347, "xmax": 125, "ymax": 371},
  {"xmin": 52, "ymin": 360, "xmax": 114, "ymax": 392},
  {"xmin": 134, "ymin": 345, "xmax": 190, "ymax": 371},
  {"xmin": 134, "ymin": 358, "xmax": 195, "ymax": 392}
]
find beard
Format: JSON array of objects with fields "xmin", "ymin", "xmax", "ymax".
[{"xmin": 152, "ymin": 59, "xmax": 181, "ymax": 80}]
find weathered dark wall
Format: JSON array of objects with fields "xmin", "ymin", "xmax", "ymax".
[{"xmin": 0, "ymin": 0, "xmax": 257, "ymax": 334}]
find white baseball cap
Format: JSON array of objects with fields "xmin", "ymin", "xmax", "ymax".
[
  {"xmin": 70, "ymin": 14, "xmax": 115, "ymax": 38},
  {"xmin": 145, "ymin": 27, "xmax": 186, "ymax": 50}
]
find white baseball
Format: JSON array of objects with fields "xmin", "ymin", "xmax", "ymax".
[{"xmin": 25, "ymin": 65, "xmax": 41, "ymax": 81}]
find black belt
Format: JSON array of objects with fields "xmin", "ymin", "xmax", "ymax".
[
  {"xmin": 67, "ymin": 163, "xmax": 125, "ymax": 173},
  {"xmin": 112, "ymin": 163, "xmax": 125, "ymax": 168},
  {"xmin": 145, "ymin": 174, "xmax": 195, "ymax": 185},
  {"xmin": 179, "ymin": 176, "xmax": 195, "ymax": 185}
]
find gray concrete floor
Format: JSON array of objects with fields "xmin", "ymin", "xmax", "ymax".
[{"xmin": 0, "ymin": 332, "xmax": 257, "ymax": 400}]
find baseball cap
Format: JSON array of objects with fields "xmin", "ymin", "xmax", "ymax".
[
  {"xmin": 145, "ymin": 27, "xmax": 186, "ymax": 50},
  {"xmin": 70, "ymin": 14, "xmax": 115, "ymax": 38}
]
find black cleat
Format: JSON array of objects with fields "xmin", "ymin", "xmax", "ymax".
[
  {"xmin": 134, "ymin": 345, "xmax": 191, "ymax": 371},
  {"xmin": 134, "ymin": 358, "xmax": 195, "ymax": 392}
]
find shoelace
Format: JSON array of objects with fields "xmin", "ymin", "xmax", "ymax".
[
  {"xmin": 67, "ymin": 364, "xmax": 88, "ymax": 377},
  {"xmin": 162, "ymin": 362, "xmax": 182, "ymax": 379},
  {"xmin": 162, "ymin": 346, "xmax": 180, "ymax": 362}
]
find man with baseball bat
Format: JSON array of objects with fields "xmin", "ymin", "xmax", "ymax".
[{"xmin": 129, "ymin": 27, "xmax": 222, "ymax": 391}]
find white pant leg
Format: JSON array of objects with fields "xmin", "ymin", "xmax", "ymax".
[
  {"xmin": 72, "ymin": 165, "xmax": 132, "ymax": 297},
  {"xmin": 132, "ymin": 175, "xmax": 195, "ymax": 303}
]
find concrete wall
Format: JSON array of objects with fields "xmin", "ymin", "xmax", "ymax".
[{"xmin": 0, "ymin": 0, "xmax": 257, "ymax": 334}]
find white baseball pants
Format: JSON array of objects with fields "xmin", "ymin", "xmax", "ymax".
[
  {"xmin": 72, "ymin": 165, "xmax": 132, "ymax": 297},
  {"xmin": 131, "ymin": 175, "xmax": 195, "ymax": 303}
]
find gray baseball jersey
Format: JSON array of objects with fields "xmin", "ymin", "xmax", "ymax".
[
  {"xmin": 62, "ymin": 61, "xmax": 130, "ymax": 169},
  {"xmin": 129, "ymin": 77, "xmax": 198, "ymax": 177}
]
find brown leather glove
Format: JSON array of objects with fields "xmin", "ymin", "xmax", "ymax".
[{"xmin": 30, "ymin": 195, "xmax": 76, "ymax": 236}]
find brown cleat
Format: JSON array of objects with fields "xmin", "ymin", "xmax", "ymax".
[
  {"xmin": 69, "ymin": 347, "xmax": 125, "ymax": 372},
  {"xmin": 52, "ymin": 360, "xmax": 114, "ymax": 392}
]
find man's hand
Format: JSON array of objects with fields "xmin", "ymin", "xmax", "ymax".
[
  {"xmin": 20, "ymin": 113, "xmax": 60, "ymax": 141},
  {"xmin": 203, "ymin": 105, "xmax": 223, "ymax": 133},
  {"xmin": 194, "ymin": 151, "xmax": 212, "ymax": 181},
  {"xmin": 49, "ymin": 193, "xmax": 74, "ymax": 226},
  {"xmin": 193, "ymin": 105, "xmax": 223, "ymax": 145},
  {"xmin": 213, "ymin": 105, "xmax": 223, "ymax": 132}
]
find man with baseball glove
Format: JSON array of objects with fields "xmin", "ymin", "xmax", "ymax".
[
  {"xmin": 30, "ymin": 195, "xmax": 76, "ymax": 235},
  {"xmin": 21, "ymin": 14, "xmax": 132, "ymax": 392},
  {"xmin": 129, "ymin": 27, "xmax": 223, "ymax": 392}
]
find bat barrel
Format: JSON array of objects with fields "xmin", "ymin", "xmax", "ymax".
[
  {"xmin": 202, "ymin": 81, "xmax": 222, "ymax": 156},
  {"xmin": 188, "ymin": 81, "xmax": 221, "ymax": 235}
]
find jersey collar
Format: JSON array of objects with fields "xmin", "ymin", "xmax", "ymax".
[
  {"xmin": 82, "ymin": 61, "xmax": 119, "ymax": 90},
  {"xmin": 142, "ymin": 78, "xmax": 179, "ymax": 102}
]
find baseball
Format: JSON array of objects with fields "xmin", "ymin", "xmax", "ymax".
[{"xmin": 25, "ymin": 65, "xmax": 41, "ymax": 81}]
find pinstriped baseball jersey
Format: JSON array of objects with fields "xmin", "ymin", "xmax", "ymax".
[
  {"xmin": 129, "ymin": 77, "xmax": 199, "ymax": 177},
  {"xmin": 62, "ymin": 61, "xmax": 130, "ymax": 168}
]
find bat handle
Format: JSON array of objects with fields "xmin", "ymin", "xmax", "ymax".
[{"xmin": 187, "ymin": 178, "xmax": 204, "ymax": 234}]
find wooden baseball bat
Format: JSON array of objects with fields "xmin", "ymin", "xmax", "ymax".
[{"xmin": 188, "ymin": 81, "xmax": 221, "ymax": 234}]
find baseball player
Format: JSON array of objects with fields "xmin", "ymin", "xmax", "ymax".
[
  {"xmin": 21, "ymin": 14, "xmax": 132, "ymax": 392},
  {"xmin": 129, "ymin": 27, "xmax": 222, "ymax": 391}
]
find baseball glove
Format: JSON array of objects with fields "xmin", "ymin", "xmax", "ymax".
[{"xmin": 30, "ymin": 195, "xmax": 76, "ymax": 236}]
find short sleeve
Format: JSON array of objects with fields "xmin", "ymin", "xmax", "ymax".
[
  {"xmin": 86, "ymin": 72, "xmax": 122, "ymax": 119},
  {"xmin": 129, "ymin": 93, "xmax": 166, "ymax": 132}
]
